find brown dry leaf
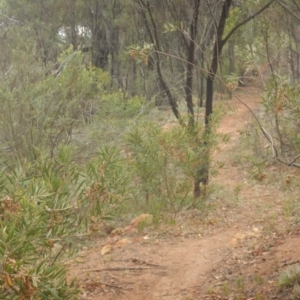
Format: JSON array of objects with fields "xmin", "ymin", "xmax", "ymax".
[
  {"xmin": 123, "ymin": 225, "xmax": 132, "ymax": 233},
  {"xmin": 230, "ymin": 238, "xmax": 238, "ymax": 247},
  {"xmin": 89, "ymin": 223, "xmax": 100, "ymax": 233},
  {"xmin": 285, "ymin": 175, "xmax": 291, "ymax": 185},
  {"xmin": 100, "ymin": 245, "xmax": 113, "ymax": 255},
  {"xmin": 234, "ymin": 232, "xmax": 246, "ymax": 240},
  {"xmin": 129, "ymin": 214, "xmax": 153, "ymax": 228},
  {"xmin": 4, "ymin": 273, "xmax": 13, "ymax": 287},
  {"xmin": 257, "ymin": 173, "xmax": 267, "ymax": 181},
  {"xmin": 113, "ymin": 238, "xmax": 131, "ymax": 249},
  {"xmin": 110, "ymin": 228, "xmax": 123, "ymax": 237},
  {"xmin": 103, "ymin": 236, "xmax": 119, "ymax": 246},
  {"xmin": 274, "ymin": 103, "xmax": 283, "ymax": 113}
]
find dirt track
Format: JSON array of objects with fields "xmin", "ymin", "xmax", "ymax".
[{"xmin": 69, "ymin": 88, "xmax": 300, "ymax": 300}]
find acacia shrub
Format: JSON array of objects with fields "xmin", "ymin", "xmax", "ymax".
[
  {"xmin": 124, "ymin": 113, "xmax": 222, "ymax": 215},
  {"xmin": 0, "ymin": 47, "xmax": 109, "ymax": 163}
]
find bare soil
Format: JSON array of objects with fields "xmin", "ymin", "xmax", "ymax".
[{"xmin": 69, "ymin": 88, "xmax": 300, "ymax": 300}]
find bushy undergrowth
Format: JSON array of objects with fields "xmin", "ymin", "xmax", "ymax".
[
  {"xmin": 0, "ymin": 118, "xmax": 222, "ymax": 298},
  {"xmin": 0, "ymin": 47, "xmax": 146, "ymax": 165},
  {"xmin": 263, "ymin": 75, "xmax": 300, "ymax": 158},
  {"xmin": 0, "ymin": 99, "xmax": 227, "ymax": 296},
  {"xmin": 0, "ymin": 145, "xmax": 133, "ymax": 299},
  {"xmin": 230, "ymin": 76, "xmax": 300, "ymax": 299},
  {"xmin": 279, "ymin": 265, "xmax": 300, "ymax": 298},
  {"xmin": 237, "ymin": 75, "xmax": 300, "ymax": 183},
  {"xmin": 0, "ymin": 161, "xmax": 81, "ymax": 299},
  {"xmin": 124, "ymin": 112, "xmax": 223, "ymax": 215},
  {"xmin": 0, "ymin": 45, "xmax": 225, "ymax": 298}
]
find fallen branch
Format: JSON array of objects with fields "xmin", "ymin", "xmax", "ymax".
[
  {"xmin": 90, "ymin": 266, "xmax": 163, "ymax": 272},
  {"xmin": 130, "ymin": 258, "xmax": 165, "ymax": 268},
  {"xmin": 95, "ymin": 281, "xmax": 132, "ymax": 290},
  {"xmin": 113, "ymin": 258, "xmax": 166, "ymax": 268},
  {"xmin": 281, "ymin": 260, "xmax": 300, "ymax": 268}
]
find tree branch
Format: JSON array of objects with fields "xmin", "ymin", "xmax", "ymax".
[
  {"xmin": 230, "ymin": 90, "xmax": 300, "ymax": 169},
  {"xmin": 292, "ymin": 0, "xmax": 300, "ymax": 13},
  {"xmin": 277, "ymin": 1, "xmax": 300, "ymax": 22},
  {"xmin": 223, "ymin": 0, "xmax": 276, "ymax": 45}
]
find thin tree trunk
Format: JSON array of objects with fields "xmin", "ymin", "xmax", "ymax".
[
  {"xmin": 205, "ymin": 0, "xmax": 232, "ymax": 126},
  {"xmin": 198, "ymin": 0, "xmax": 275, "ymax": 196},
  {"xmin": 184, "ymin": 0, "xmax": 201, "ymax": 126},
  {"xmin": 193, "ymin": 0, "xmax": 233, "ymax": 199},
  {"xmin": 139, "ymin": 0, "xmax": 179, "ymax": 119},
  {"xmin": 228, "ymin": 39, "xmax": 235, "ymax": 99},
  {"xmin": 198, "ymin": 50, "xmax": 205, "ymax": 108}
]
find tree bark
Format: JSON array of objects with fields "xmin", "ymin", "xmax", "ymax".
[
  {"xmin": 205, "ymin": 0, "xmax": 232, "ymax": 127},
  {"xmin": 199, "ymin": 50, "xmax": 205, "ymax": 107},
  {"xmin": 139, "ymin": 0, "xmax": 180, "ymax": 119},
  {"xmin": 92, "ymin": 29, "xmax": 109, "ymax": 69},
  {"xmin": 184, "ymin": 0, "xmax": 201, "ymax": 124},
  {"xmin": 192, "ymin": 0, "xmax": 233, "ymax": 199}
]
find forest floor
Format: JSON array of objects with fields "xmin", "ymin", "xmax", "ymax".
[{"xmin": 68, "ymin": 88, "xmax": 300, "ymax": 300}]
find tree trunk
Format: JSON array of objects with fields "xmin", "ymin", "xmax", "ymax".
[
  {"xmin": 139, "ymin": 0, "xmax": 179, "ymax": 119},
  {"xmin": 228, "ymin": 40, "xmax": 235, "ymax": 75},
  {"xmin": 205, "ymin": 0, "xmax": 232, "ymax": 126},
  {"xmin": 193, "ymin": 0, "xmax": 232, "ymax": 198},
  {"xmin": 197, "ymin": 0, "xmax": 275, "ymax": 196},
  {"xmin": 184, "ymin": 0, "xmax": 201, "ymax": 125},
  {"xmin": 228, "ymin": 39, "xmax": 235, "ymax": 99},
  {"xmin": 92, "ymin": 29, "xmax": 109, "ymax": 69},
  {"xmin": 199, "ymin": 50, "xmax": 205, "ymax": 107}
]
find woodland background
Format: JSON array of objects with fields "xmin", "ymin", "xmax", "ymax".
[{"xmin": 1, "ymin": 0, "xmax": 300, "ymax": 299}]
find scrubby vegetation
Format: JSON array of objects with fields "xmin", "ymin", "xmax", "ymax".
[
  {"xmin": 0, "ymin": 50, "xmax": 223, "ymax": 298},
  {"xmin": 1, "ymin": 0, "xmax": 300, "ymax": 298}
]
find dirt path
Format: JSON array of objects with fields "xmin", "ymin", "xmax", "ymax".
[
  {"xmin": 126, "ymin": 231, "xmax": 234, "ymax": 299},
  {"xmin": 71, "ymin": 228, "xmax": 238, "ymax": 300},
  {"xmin": 69, "ymin": 89, "xmax": 299, "ymax": 300}
]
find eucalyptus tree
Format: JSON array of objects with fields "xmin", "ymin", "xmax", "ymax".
[
  {"xmin": 0, "ymin": 0, "xmax": 278, "ymax": 196},
  {"xmin": 2, "ymin": 0, "xmax": 65, "ymax": 64},
  {"xmin": 134, "ymin": 0, "xmax": 276, "ymax": 197},
  {"xmin": 276, "ymin": 0, "xmax": 300, "ymax": 82}
]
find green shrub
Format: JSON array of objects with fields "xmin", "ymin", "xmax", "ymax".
[
  {"xmin": 0, "ymin": 163, "xmax": 81, "ymax": 299},
  {"xmin": 0, "ymin": 144, "xmax": 132, "ymax": 299},
  {"xmin": 0, "ymin": 48, "xmax": 109, "ymax": 163},
  {"xmin": 279, "ymin": 264, "xmax": 300, "ymax": 298},
  {"xmin": 263, "ymin": 75, "xmax": 300, "ymax": 158},
  {"xmin": 124, "ymin": 115, "xmax": 222, "ymax": 214},
  {"xmin": 83, "ymin": 145, "xmax": 132, "ymax": 219}
]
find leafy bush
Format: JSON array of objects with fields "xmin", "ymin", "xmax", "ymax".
[
  {"xmin": 0, "ymin": 200, "xmax": 79, "ymax": 300},
  {"xmin": 0, "ymin": 47, "xmax": 109, "ymax": 163},
  {"xmin": 0, "ymin": 143, "xmax": 133, "ymax": 299},
  {"xmin": 97, "ymin": 93, "xmax": 146, "ymax": 120},
  {"xmin": 0, "ymin": 164, "xmax": 81, "ymax": 299},
  {"xmin": 124, "ymin": 115, "xmax": 222, "ymax": 214},
  {"xmin": 279, "ymin": 264, "xmax": 300, "ymax": 298},
  {"xmin": 263, "ymin": 75, "xmax": 300, "ymax": 158},
  {"xmin": 124, "ymin": 121, "xmax": 164, "ymax": 207},
  {"xmin": 84, "ymin": 146, "xmax": 132, "ymax": 220}
]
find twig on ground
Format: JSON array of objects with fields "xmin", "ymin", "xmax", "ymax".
[
  {"xmin": 90, "ymin": 266, "xmax": 163, "ymax": 272},
  {"xmin": 281, "ymin": 260, "xmax": 300, "ymax": 267}
]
